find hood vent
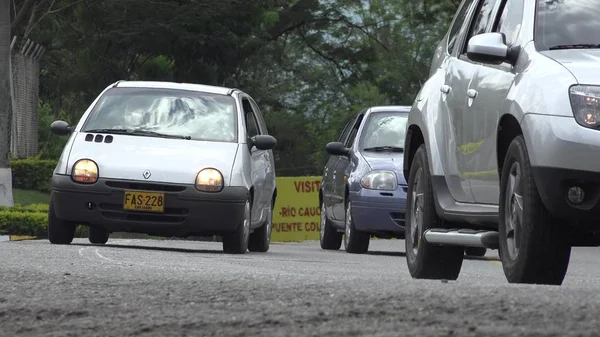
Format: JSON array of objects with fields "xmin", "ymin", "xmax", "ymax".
[{"xmin": 84, "ymin": 133, "xmax": 113, "ymax": 143}]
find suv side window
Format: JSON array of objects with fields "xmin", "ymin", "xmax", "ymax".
[
  {"xmin": 448, "ymin": 0, "xmax": 477, "ymax": 54},
  {"xmin": 461, "ymin": 0, "xmax": 499, "ymax": 54},
  {"xmin": 494, "ymin": 0, "xmax": 524, "ymax": 46},
  {"xmin": 242, "ymin": 98, "xmax": 260, "ymax": 138}
]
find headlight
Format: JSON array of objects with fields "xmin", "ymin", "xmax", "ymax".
[
  {"xmin": 569, "ymin": 85, "xmax": 600, "ymax": 128},
  {"xmin": 360, "ymin": 170, "xmax": 397, "ymax": 190},
  {"xmin": 195, "ymin": 168, "xmax": 223, "ymax": 192},
  {"xmin": 71, "ymin": 159, "xmax": 98, "ymax": 184}
]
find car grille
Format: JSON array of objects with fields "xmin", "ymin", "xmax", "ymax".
[{"xmin": 105, "ymin": 180, "xmax": 186, "ymax": 192}]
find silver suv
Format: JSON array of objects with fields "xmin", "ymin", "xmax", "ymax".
[{"xmin": 403, "ymin": 0, "xmax": 600, "ymax": 285}]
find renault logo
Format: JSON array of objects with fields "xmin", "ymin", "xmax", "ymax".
[{"xmin": 142, "ymin": 169, "xmax": 151, "ymax": 179}]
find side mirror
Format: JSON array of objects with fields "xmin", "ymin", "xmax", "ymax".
[
  {"xmin": 50, "ymin": 120, "xmax": 72, "ymax": 136},
  {"xmin": 466, "ymin": 32, "xmax": 509, "ymax": 64},
  {"xmin": 326, "ymin": 142, "xmax": 350, "ymax": 157},
  {"xmin": 251, "ymin": 135, "xmax": 277, "ymax": 150}
]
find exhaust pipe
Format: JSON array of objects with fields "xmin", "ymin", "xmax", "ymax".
[{"xmin": 423, "ymin": 228, "xmax": 499, "ymax": 249}]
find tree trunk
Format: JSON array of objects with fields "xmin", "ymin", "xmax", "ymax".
[{"xmin": 0, "ymin": 0, "xmax": 14, "ymax": 207}]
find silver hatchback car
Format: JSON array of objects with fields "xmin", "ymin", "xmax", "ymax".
[
  {"xmin": 48, "ymin": 81, "xmax": 277, "ymax": 254},
  {"xmin": 403, "ymin": 0, "xmax": 600, "ymax": 284}
]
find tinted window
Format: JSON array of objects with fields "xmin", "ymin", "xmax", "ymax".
[
  {"xmin": 535, "ymin": 0, "xmax": 600, "ymax": 51},
  {"xmin": 338, "ymin": 117, "xmax": 355, "ymax": 143},
  {"xmin": 462, "ymin": 0, "xmax": 498, "ymax": 53},
  {"xmin": 448, "ymin": 0, "xmax": 477, "ymax": 54},
  {"xmin": 83, "ymin": 87, "xmax": 238, "ymax": 142},
  {"xmin": 359, "ymin": 112, "xmax": 409, "ymax": 150},
  {"xmin": 242, "ymin": 99, "xmax": 260, "ymax": 138},
  {"xmin": 495, "ymin": 0, "xmax": 524, "ymax": 46}
]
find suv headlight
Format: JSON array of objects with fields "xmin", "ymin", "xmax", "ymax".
[
  {"xmin": 195, "ymin": 168, "xmax": 223, "ymax": 192},
  {"xmin": 360, "ymin": 170, "xmax": 397, "ymax": 190},
  {"xmin": 569, "ymin": 85, "xmax": 600, "ymax": 128},
  {"xmin": 71, "ymin": 159, "xmax": 98, "ymax": 184}
]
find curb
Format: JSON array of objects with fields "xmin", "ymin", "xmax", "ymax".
[{"xmin": 0, "ymin": 235, "xmax": 38, "ymax": 241}]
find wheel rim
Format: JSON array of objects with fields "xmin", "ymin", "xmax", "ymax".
[
  {"xmin": 410, "ymin": 167, "xmax": 424, "ymax": 256},
  {"xmin": 344, "ymin": 202, "xmax": 352, "ymax": 247},
  {"xmin": 504, "ymin": 161, "xmax": 523, "ymax": 260},
  {"xmin": 243, "ymin": 201, "xmax": 251, "ymax": 245},
  {"xmin": 320, "ymin": 202, "xmax": 327, "ymax": 240}
]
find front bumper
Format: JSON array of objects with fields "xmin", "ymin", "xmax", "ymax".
[
  {"xmin": 522, "ymin": 114, "xmax": 600, "ymax": 225},
  {"xmin": 51, "ymin": 174, "xmax": 249, "ymax": 237},
  {"xmin": 349, "ymin": 185, "xmax": 407, "ymax": 234}
]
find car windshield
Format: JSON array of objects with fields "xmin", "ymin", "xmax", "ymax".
[
  {"xmin": 82, "ymin": 87, "xmax": 237, "ymax": 142},
  {"xmin": 359, "ymin": 112, "xmax": 408, "ymax": 151},
  {"xmin": 535, "ymin": 0, "xmax": 600, "ymax": 51}
]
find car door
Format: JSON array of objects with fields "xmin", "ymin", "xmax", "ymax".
[
  {"xmin": 323, "ymin": 117, "xmax": 355, "ymax": 218},
  {"xmin": 249, "ymin": 98, "xmax": 276, "ymax": 208},
  {"xmin": 467, "ymin": 0, "xmax": 523, "ymax": 204},
  {"xmin": 454, "ymin": 0, "xmax": 502, "ymax": 203},
  {"xmin": 439, "ymin": 0, "xmax": 479, "ymax": 203},
  {"xmin": 241, "ymin": 96, "xmax": 266, "ymax": 222},
  {"xmin": 332, "ymin": 113, "xmax": 364, "ymax": 220}
]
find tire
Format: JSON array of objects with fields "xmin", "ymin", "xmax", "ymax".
[
  {"xmin": 248, "ymin": 199, "xmax": 273, "ymax": 253},
  {"xmin": 48, "ymin": 196, "xmax": 77, "ymax": 245},
  {"xmin": 88, "ymin": 226, "xmax": 109, "ymax": 245},
  {"xmin": 223, "ymin": 199, "xmax": 251, "ymax": 254},
  {"xmin": 405, "ymin": 144, "xmax": 464, "ymax": 280},
  {"xmin": 465, "ymin": 247, "xmax": 487, "ymax": 257},
  {"xmin": 498, "ymin": 135, "xmax": 571, "ymax": 285},
  {"xmin": 319, "ymin": 199, "xmax": 342, "ymax": 250},
  {"xmin": 343, "ymin": 201, "xmax": 370, "ymax": 254}
]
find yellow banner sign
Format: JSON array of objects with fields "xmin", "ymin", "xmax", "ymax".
[{"xmin": 271, "ymin": 176, "xmax": 322, "ymax": 242}]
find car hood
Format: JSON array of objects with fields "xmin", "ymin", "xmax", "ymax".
[
  {"xmin": 542, "ymin": 49, "xmax": 600, "ymax": 84},
  {"xmin": 66, "ymin": 132, "xmax": 239, "ymax": 185},
  {"xmin": 360, "ymin": 151, "xmax": 406, "ymax": 185}
]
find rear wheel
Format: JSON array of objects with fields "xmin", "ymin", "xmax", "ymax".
[
  {"xmin": 248, "ymin": 199, "xmax": 273, "ymax": 253},
  {"xmin": 498, "ymin": 136, "xmax": 571, "ymax": 285},
  {"xmin": 343, "ymin": 201, "xmax": 370, "ymax": 254},
  {"xmin": 88, "ymin": 226, "xmax": 109, "ymax": 244},
  {"xmin": 48, "ymin": 196, "xmax": 77, "ymax": 245},
  {"xmin": 319, "ymin": 199, "xmax": 342, "ymax": 250},
  {"xmin": 223, "ymin": 199, "xmax": 251, "ymax": 254},
  {"xmin": 405, "ymin": 144, "xmax": 464, "ymax": 280}
]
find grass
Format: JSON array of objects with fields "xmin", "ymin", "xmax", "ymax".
[{"xmin": 12, "ymin": 189, "xmax": 50, "ymax": 206}]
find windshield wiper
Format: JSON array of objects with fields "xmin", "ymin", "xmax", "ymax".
[
  {"xmin": 85, "ymin": 128, "xmax": 191, "ymax": 140},
  {"xmin": 549, "ymin": 44, "xmax": 600, "ymax": 50},
  {"xmin": 363, "ymin": 146, "xmax": 404, "ymax": 152}
]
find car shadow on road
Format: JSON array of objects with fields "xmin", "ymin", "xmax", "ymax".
[
  {"xmin": 71, "ymin": 243, "xmax": 225, "ymax": 255},
  {"xmin": 367, "ymin": 250, "xmax": 406, "ymax": 257}
]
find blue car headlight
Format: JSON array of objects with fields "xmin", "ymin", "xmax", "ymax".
[{"xmin": 360, "ymin": 170, "xmax": 397, "ymax": 191}]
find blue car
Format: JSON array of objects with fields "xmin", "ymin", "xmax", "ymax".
[{"xmin": 319, "ymin": 106, "xmax": 409, "ymax": 253}]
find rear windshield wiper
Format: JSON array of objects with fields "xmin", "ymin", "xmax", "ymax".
[
  {"xmin": 363, "ymin": 146, "xmax": 404, "ymax": 152},
  {"xmin": 85, "ymin": 128, "xmax": 191, "ymax": 140},
  {"xmin": 549, "ymin": 44, "xmax": 600, "ymax": 50}
]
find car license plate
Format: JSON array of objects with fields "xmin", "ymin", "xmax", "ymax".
[{"xmin": 123, "ymin": 190, "xmax": 165, "ymax": 213}]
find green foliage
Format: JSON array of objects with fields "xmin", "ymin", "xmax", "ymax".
[
  {"xmin": 10, "ymin": 158, "xmax": 58, "ymax": 192},
  {"xmin": 12, "ymin": 189, "xmax": 50, "ymax": 206},
  {"xmin": 37, "ymin": 102, "xmax": 69, "ymax": 160},
  {"xmin": 0, "ymin": 204, "xmax": 88, "ymax": 237}
]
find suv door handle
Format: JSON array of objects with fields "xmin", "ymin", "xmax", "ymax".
[
  {"xmin": 440, "ymin": 85, "xmax": 451, "ymax": 94},
  {"xmin": 467, "ymin": 89, "xmax": 478, "ymax": 98}
]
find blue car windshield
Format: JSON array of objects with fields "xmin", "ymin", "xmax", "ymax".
[
  {"xmin": 82, "ymin": 87, "xmax": 238, "ymax": 142},
  {"xmin": 359, "ymin": 112, "xmax": 408, "ymax": 151},
  {"xmin": 535, "ymin": 0, "xmax": 600, "ymax": 51}
]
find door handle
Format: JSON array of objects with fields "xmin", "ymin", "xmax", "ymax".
[
  {"xmin": 440, "ymin": 85, "xmax": 452, "ymax": 94},
  {"xmin": 467, "ymin": 89, "xmax": 478, "ymax": 98}
]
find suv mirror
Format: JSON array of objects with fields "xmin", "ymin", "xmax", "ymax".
[
  {"xmin": 326, "ymin": 142, "xmax": 350, "ymax": 157},
  {"xmin": 466, "ymin": 32, "xmax": 508, "ymax": 64},
  {"xmin": 50, "ymin": 120, "xmax": 72, "ymax": 136},
  {"xmin": 251, "ymin": 135, "xmax": 277, "ymax": 150}
]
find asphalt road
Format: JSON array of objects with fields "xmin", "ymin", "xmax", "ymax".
[{"xmin": 1, "ymin": 239, "xmax": 600, "ymax": 337}]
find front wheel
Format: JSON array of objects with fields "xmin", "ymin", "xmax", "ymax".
[
  {"xmin": 248, "ymin": 200, "xmax": 273, "ymax": 253},
  {"xmin": 498, "ymin": 135, "xmax": 571, "ymax": 285},
  {"xmin": 404, "ymin": 144, "xmax": 464, "ymax": 280},
  {"xmin": 223, "ymin": 199, "xmax": 251, "ymax": 254},
  {"xmin": 89, "ymin": 226, "xmax": 109, "ymax": 244},
  {"xmin": 48, "ymin": 197, "xmax": 77, "ymax": 245},
  {"xmin": 343, "ymin": 201, "xmax": 370, "ymax": 254}
]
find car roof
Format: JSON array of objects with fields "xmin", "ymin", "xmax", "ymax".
[
  {"xmin": 367, "ymin": 105, "xmax": 411, "ymax": 113},
  {"xmin": 113, "ymin": 80, "xmax": 240, "ymax": 96}
]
